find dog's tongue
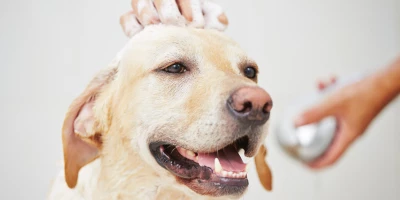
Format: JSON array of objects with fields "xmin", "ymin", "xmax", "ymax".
[{"xmin": 197, "ymin": 145, "xmax": 246, "ymax": 172}]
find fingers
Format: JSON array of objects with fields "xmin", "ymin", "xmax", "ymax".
[
  {"xmin": 295, "ymin": 78, "xmax": 340, "ymax": 127},
  {"xmin": 130, "ymin": 0, "xmax": 228, "ymax": 31},
  {"xmin": 330, "ymin": 76, "xmax": 337, "ymax": 84},
  {"xmin": 176, "ymin": 0, "xmax": 205, "ymax": 28},
  {"xmin": 294, "ymin": 102, "xmax": 335, "ymax": 127},
  {"xmin": 131, "ymin": 0, "xmax": 160, "ymax": 26},
  {"xmin": 202, "ymin": 0, "xmax": 229, "ymax": 31},
  {"xmin": 308, "ymin": 128, "xmax": 358, "ymax": 169},
  {"xmin": 317, "ymin": 75, "xmax": 337, "ymax": 91},
  {"xmin": 120, "ymin": 11, "xmax": 144, "ymax": 38},
  {"xmin": 156, "ymin": 0, "xmax": 226, "ymax": 29},
  {"xmin": 154, "ymin": 0, "xmax": 186, "ymax": 26},
  {"xmin": 126, "ymin": 0, "xmax": 228, "ymax": 39}
]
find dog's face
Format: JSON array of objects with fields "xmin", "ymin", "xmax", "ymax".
[{"xmin": 62, "ymin": 25, "xmax": 272, "ymax": 198}]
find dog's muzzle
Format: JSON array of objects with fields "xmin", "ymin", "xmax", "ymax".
[{"xmin": 148, "ymin": 85, "xmax": 273, "ymax": 197}]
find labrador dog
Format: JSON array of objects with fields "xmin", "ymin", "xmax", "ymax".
[{"xmin": 48, "ymin": 18, "xmax": 272, "ymax": 200}]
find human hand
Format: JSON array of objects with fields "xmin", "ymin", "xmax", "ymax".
[
  {"xmin": 294, "ymin": 73, "xmax": 397, "ymax": 169},
  {"xmin": 120, "ymin": 0, "xmax": 228, "ymax": 38}
]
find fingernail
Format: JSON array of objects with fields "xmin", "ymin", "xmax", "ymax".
[{"xmin": 218, "ymin": 13, "xmax": 228, "ymax": 25}]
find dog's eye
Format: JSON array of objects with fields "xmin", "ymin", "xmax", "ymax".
[
  {"xmin": 244, "ymin": 67, "xmax": 257, "ymax": 79},
  {"xmin": 163, "ymin": 63, "xmax": 187, "ymax": 74}
]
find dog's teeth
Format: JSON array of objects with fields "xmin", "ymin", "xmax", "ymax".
[
  {"xmin": 245, "ymin": 163, "xmax": 250, "ymax": 172},
  {"xmin": 186, "ymin": 150, "xmax": 195, "ymax": 158},
  {"xmin": 216, "ymin": 170, "xmax": 248, "ymax": 178},
  {"xmin": 177, "ymin": 147, "xmax": 186, "ymax": 157},
  {"xmin": 222, "ymin": 171, "xmax": 228, "ymax": 177},
  {"xmin": 238, "ymin": 148, "xmax": 245, "ymax": 156},
  {"xmin": 215, "ymin": 158, "xmax": 222, "ymax": 174},
  {"xmin": 238, "ymin": 148, "xmax": 251, "ymax": 164}
]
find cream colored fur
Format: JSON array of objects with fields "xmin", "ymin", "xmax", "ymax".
[{"xmin": 48, "ymin": 25, "xmax": 270, "ymax": 200}]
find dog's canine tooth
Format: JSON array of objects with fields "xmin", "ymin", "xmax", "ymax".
[
  {"xmin": 238, "ymin": 148, "xmax": 251, "ymax": 164},
  {"xmin": 238, "ymin": 148, "xmax": 245, "ymax": 157},
  {"xmin": 227, "ymin": 171, "xmax": 233, "ymax": 177},
  {"xmin": 186, "ymin": 150, "xmax": 195, "ymax": 158},
  {"xmin": 245, "ymin": 163, "xmax": 250, "ymax": 172},
  {"xmin": 177, "ymin": 147, "xmax": 187, "ymax": 157},
  {"xmin": 215, "ymin": 158, "xmax": 222, "ymax": 174}
]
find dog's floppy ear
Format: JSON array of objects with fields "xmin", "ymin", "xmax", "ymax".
[
  {"xmin": 255, "ymin": 144, "xmax": 273, "ymax": 191},
  {"xmin": 62, "ymin": 67, "xmax": 117, "ymax": 188}
]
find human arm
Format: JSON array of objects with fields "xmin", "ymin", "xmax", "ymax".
[{"xmin": 294, "ymin": 56, "xmax": 400, "ymax": 169}]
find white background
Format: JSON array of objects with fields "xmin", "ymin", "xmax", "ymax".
[{"xmin": 0, "ymin": 0, "xmax": 399, "ymax": 199}]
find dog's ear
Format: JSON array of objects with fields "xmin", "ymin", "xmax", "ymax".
[
  {"xmin": 255, "ymin": 144, "xmax": 273, "ymax": 191},
  {"xmin": 62, "ymin": 67, "xmax": 117, "ymax": 188}
]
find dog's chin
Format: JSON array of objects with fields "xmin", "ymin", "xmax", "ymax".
[
  {"xmin": 149, "ymin": 135, "xmax": 254, "ymax": 197},
  {"xmin": 176, "ymin": 172, "xmax": 248, "ymax": 197}
]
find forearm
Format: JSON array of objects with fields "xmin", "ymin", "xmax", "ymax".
[{"xmin": 373, "ymin": 56, "xmax": 400, "ymax": 105}]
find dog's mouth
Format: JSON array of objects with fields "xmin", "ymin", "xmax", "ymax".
[{"xmin": 149, "ymin": 136, "xmax": 252, "ymax": 196}]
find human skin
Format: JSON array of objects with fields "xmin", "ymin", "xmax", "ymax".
[{"xmin": 294, "ymin": 57, "xmax": 400, "ymax": 169}]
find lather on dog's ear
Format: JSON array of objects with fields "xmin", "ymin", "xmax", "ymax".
[{"xmin": 61, "ymin": 67, "xmax": 117, "ymax": 188}]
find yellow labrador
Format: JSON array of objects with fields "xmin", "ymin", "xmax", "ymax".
[{"xmin": 48, "ymin": 24, "xmax": 273, "ymax": 199}]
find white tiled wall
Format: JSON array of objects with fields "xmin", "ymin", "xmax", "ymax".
[{"xmin": 1, "ymin": 0, "xmax": 398, "ymax": 199}]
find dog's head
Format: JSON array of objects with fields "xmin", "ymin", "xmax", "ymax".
[{"xmin": 62, "ymin": 25, "xmax": 272, "ymax": 198}]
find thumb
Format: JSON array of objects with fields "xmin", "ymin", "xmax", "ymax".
[{"xmin": 308, "ymin": 128, "xmax": 358, "ymax": 169}]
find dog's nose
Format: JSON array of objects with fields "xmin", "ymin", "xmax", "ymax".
[{"xmin": 227, "ymin": 86, "xmax": 272, "ymax": 125}]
